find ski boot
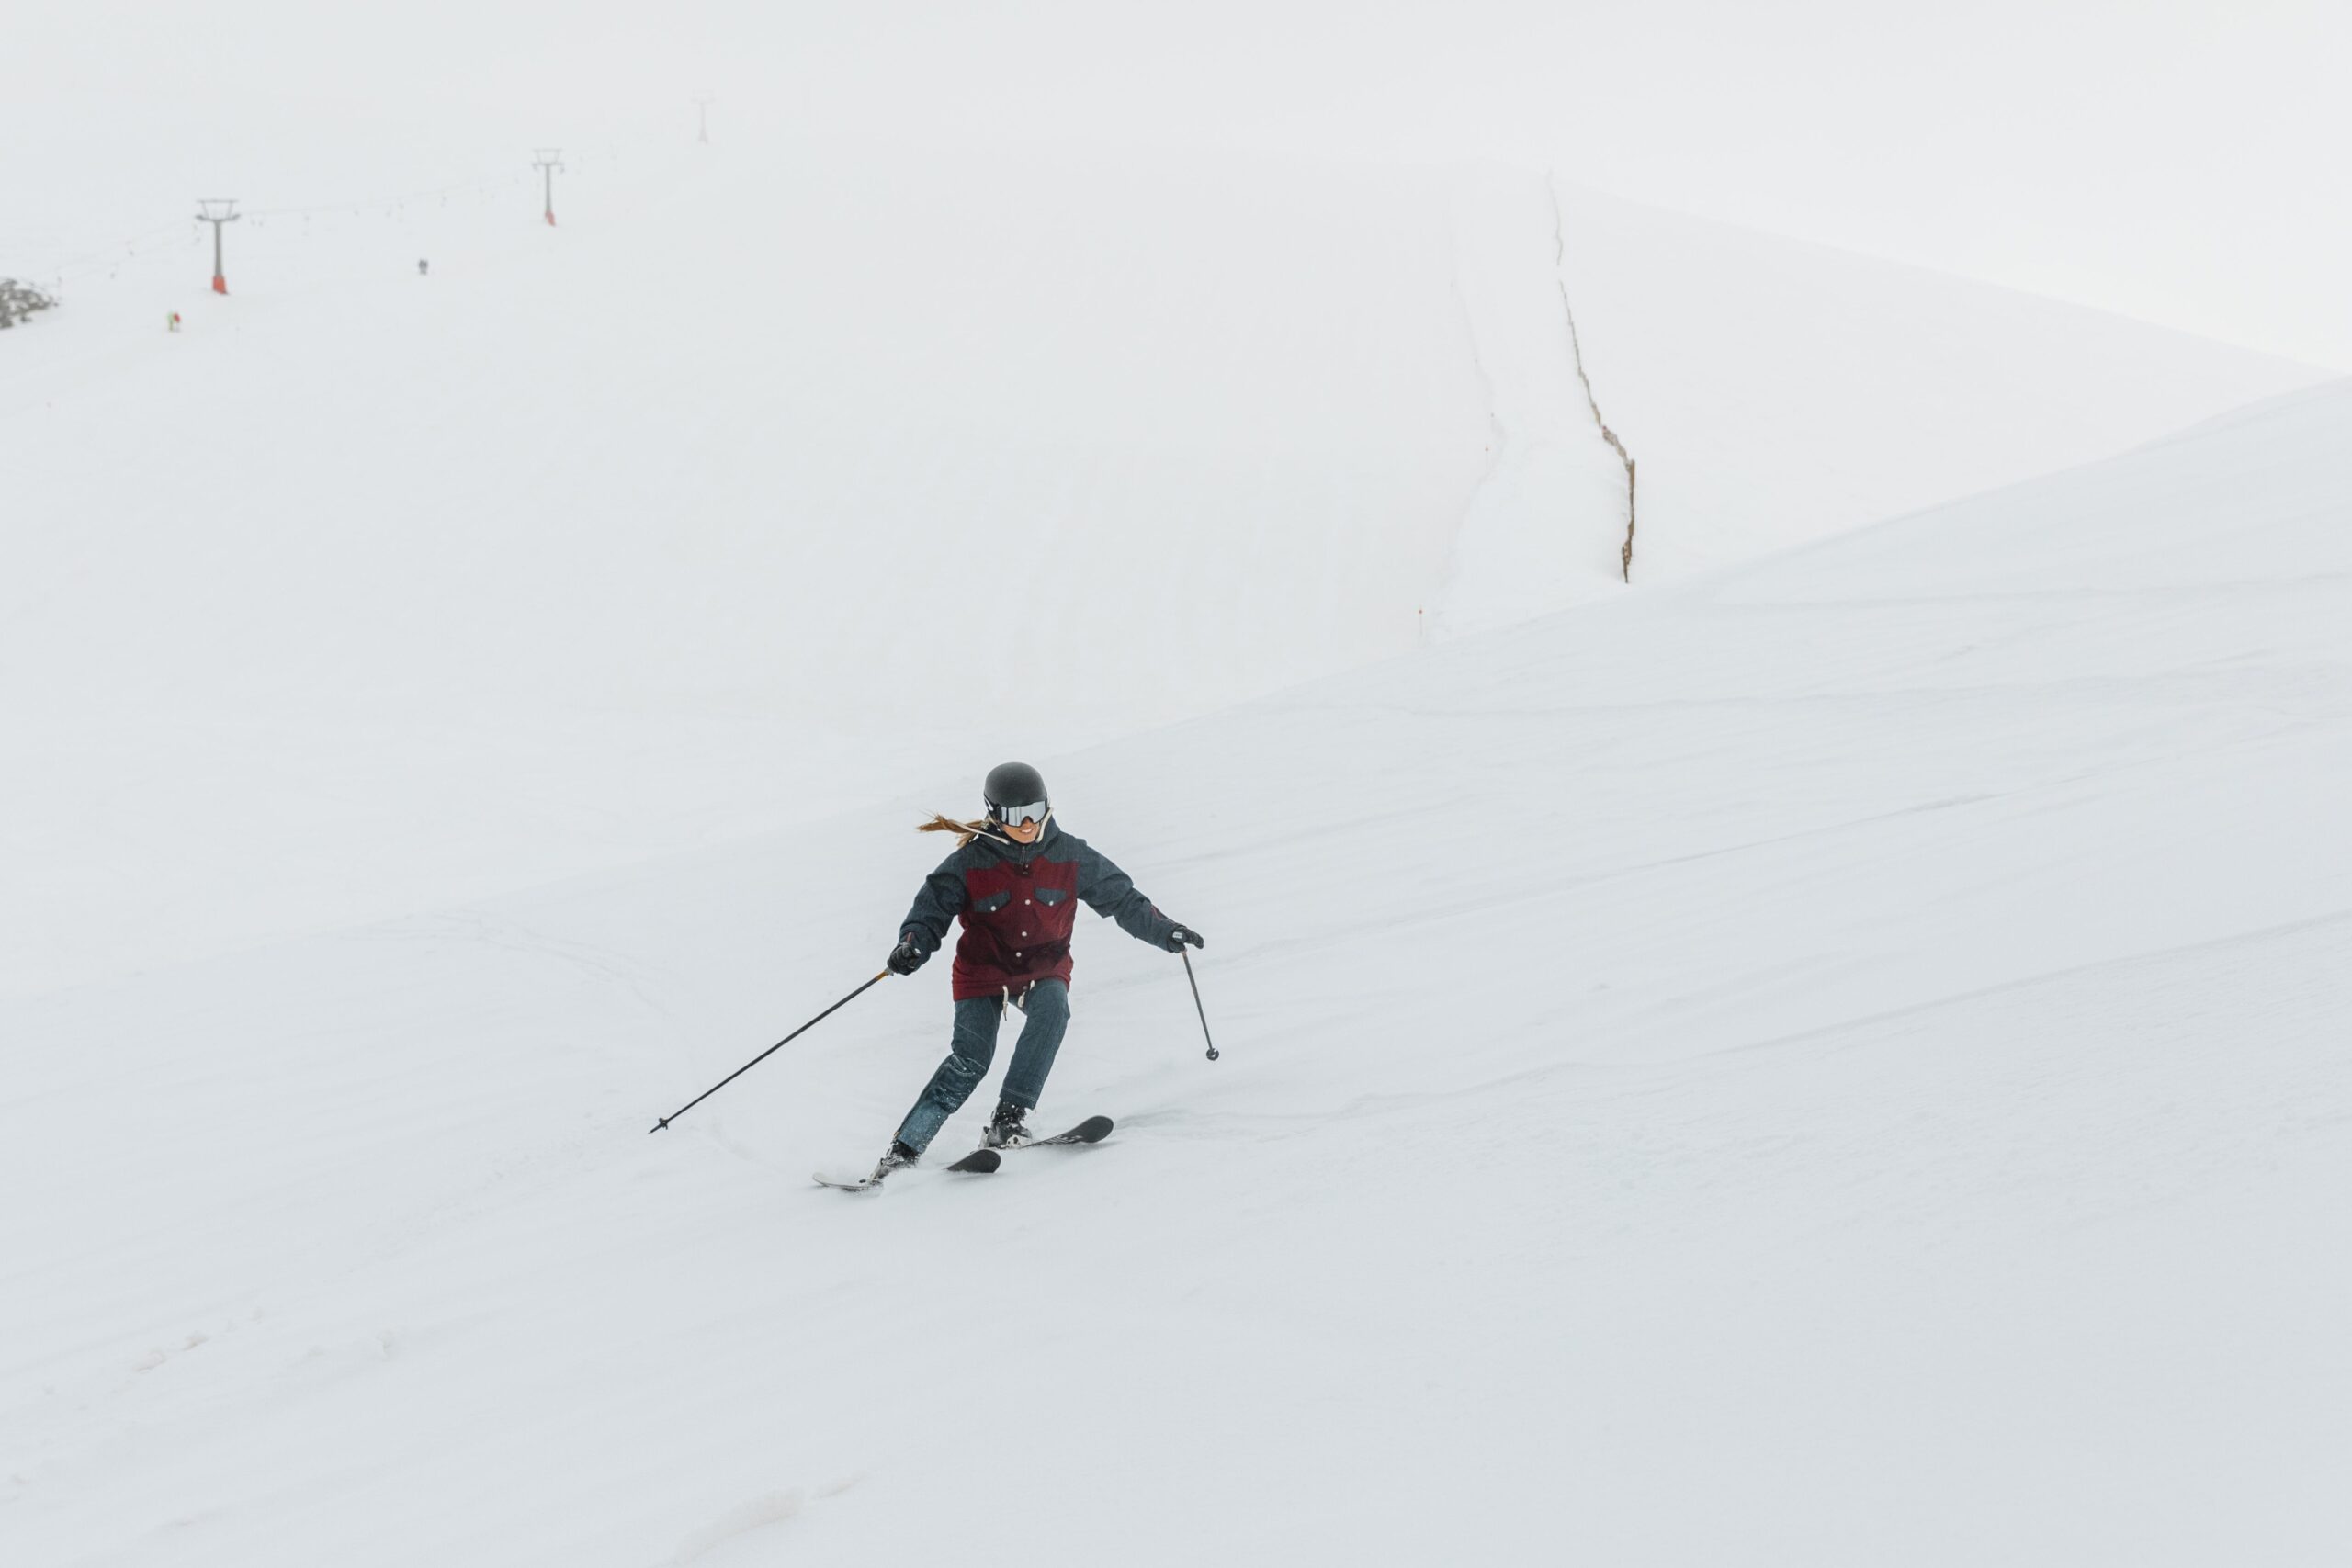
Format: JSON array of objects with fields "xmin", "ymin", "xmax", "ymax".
[
  {"xmin": 983, "ymin": 1100, "xmax": 1032, "ymax": 1149},
  {"xmin": 872, "ymin": 1140, "xmax": 921, "ymax": 1180}
]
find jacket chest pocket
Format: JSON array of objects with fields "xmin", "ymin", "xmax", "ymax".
[
  {"xmin": 1035, "ymin": 887, "xmax": 1070, "ymax": 908},
  {"xmin": 971, "ymin": 890, "xmax": 1013, "ymax": 916}
]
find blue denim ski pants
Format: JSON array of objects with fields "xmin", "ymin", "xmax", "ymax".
[{"xmin": 894, "ymin": 980, "xmax": 1069, "ymax": 1155}]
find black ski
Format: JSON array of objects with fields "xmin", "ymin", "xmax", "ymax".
[
  {"xmin": 814, "ymin": 1117, "xmax": 1107, "ymax": 1191},
  {"xmin": 1002, "ymin": 1114, "xmax": 1114, "ymax": 1151},
  {"xmin": 812, "ymin": 1146, "xmax": 1000, "ymax": 1192}
]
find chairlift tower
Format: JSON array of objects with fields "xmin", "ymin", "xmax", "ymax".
[
  {"xmin": 197, "ymin": 199, "xmax": 241, "ymax": 294},
  {"xmin": 533, "ymin": 149, "xmax": 564, "ymax": 226}
]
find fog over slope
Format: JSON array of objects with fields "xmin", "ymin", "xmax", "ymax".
[{"xmin": 3, "ymin": 134, "xmax": 2326, "ymax": 998}]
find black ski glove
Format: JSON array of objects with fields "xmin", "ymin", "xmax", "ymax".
[
  {"xmin": 1162, "ymin": 923, "xmax": 1204, "ymax": 952},
  {"xmin": 887, "ymin": 932, "xmax": 930, "ymax": 976}
]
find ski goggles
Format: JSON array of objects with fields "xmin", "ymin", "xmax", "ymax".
[{"xmin": 989, "ymin": 800, "xmax": 1050, "ymax": 827}]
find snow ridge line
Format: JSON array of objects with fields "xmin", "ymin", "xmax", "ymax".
[{"xmin": 1547, "ymin": 175, "xmax": 1639, "ymax": 581}]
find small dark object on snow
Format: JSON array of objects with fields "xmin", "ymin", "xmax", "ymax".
[{"xmin": 1, "ymin": 277, "xmax": 62, "ymax": 330}]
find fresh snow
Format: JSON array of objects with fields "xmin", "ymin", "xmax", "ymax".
[{"xmin": 5, "ymin": 131, "xmax": 2348, "ymax": 1564}]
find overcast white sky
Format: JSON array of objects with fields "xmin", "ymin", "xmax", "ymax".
[{"xmin": 9, "ymin": 0, "xmax": 2349, "ymax": 369}]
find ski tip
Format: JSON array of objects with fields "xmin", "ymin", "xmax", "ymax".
[
  {"xmin": 945, "ymin": 1148, "xmax": 1002, "ymax": 1174},
  {"xmin": 812, "ymin": 1172, "xmax": 883, "ymax": 1192},
  {"xmin": 1069, "ymin": 1114, "xmax": 1114, "ymax": 1143}
]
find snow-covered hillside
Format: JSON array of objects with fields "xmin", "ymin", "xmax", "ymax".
[
  {"xmin": 2, "ymin": 137, "xmax": 2327, "ymax": 1000},
  {"xmin": 1438, "ymin": 170, "xmax": 2335, "ymax": 630},
  {"xmin": 6, "ymin": 348, "xmax": 2346, "ymax": 1566}
]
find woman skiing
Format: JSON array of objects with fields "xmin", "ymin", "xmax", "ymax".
[{"xmin": 874, "ymin": 761, "xmax": 1202, "ymax": 1178}]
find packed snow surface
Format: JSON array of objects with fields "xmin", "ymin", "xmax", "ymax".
[
  {"xmin": 7, "ymin": 124, "xmax": 2347, "ymax": 1560},
  {"xmin": 6, "ymin": 339, "xmax": 2347, "ymax": 1562}
]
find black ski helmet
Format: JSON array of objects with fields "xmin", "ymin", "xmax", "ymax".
[{"xmin": 983, "ymin": 761, "xmax": 1048, "ymax": 821}]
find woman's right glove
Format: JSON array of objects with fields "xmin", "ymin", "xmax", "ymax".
[{"xmin": 887, "ymin": 932, "xmax": 930, "ymax": 975}]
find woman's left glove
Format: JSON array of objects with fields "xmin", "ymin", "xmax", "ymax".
[{"xmin": 1162, "ymin": 924, "xmax": 1204, "ymax": 952}]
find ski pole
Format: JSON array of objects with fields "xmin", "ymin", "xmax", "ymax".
[
  {"xmin": 650, "ymin": 970, "xmax": 890, "ymax": 1133},
  {"xmin": 1181, "ymin": 948, "xmax": 1219, "ymax": 1061}
]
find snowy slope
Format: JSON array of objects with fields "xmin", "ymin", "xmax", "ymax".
[
  {"xmin": 0, "ymin": 141, "xmax": 1487, "ymax": 997},
  {"xmin": 6, "ymin": 368, "xmax": 2346, "ymax": 1563},
  {"xmin": 4, "ymin": 137, "xmax": 2327, "ymax": 1004},
  {"xmin": 1439, "ymin": 171, "xmax": 2336, "ymax": 626}
]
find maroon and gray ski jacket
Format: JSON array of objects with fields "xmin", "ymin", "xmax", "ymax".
[{"xmin": 899, "ymin": 819, "xmax": 1178, "ymax": 1001}]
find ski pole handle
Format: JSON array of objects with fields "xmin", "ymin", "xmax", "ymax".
[{"xmin": 1181, "ymin": 948, "xmax": 1219, "ymax": 1061}]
